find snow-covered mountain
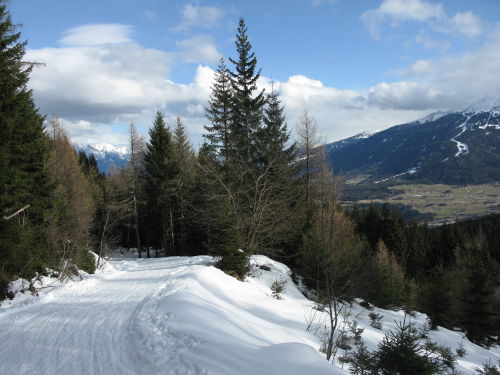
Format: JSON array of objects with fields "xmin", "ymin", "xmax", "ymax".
[
  {"xmin": 326, "ymin": 131, "xmax": 375, "ymax": 152},
  {"xmin": 76, "ymin": 143, "xmax": 130, "ymax": 174},
  {"xmin": 1, "ymin": 254, "xmax": 498, "ymax": 374},
  {"xmin": 327, "ymin": 98, "xmax": 500, "ymax": 184}
]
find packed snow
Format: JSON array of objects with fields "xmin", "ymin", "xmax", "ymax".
[
  {"xmin": 1, "ymin": 253, "xmax": 498, "ymax": 374},
  {"xmin": 451, "ymin": 118, "xmax": 470, "ymax": 157}
]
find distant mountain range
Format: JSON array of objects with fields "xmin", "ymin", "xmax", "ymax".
[
  {"xmin": 76, "ymin": 99, "xmax": 500, "ymax": 184},
  {"xmin": 76, "ymin": 143, "xmax": 130, "ymax": 174},
  {"xmin": 327, "ymin": 98, "xmax": 500, "ymax": 185}
]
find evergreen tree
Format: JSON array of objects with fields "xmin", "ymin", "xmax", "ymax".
[
  {"xmin": 460, "ymin": 261, "xmax": 496, "ymax": 346},
  {"xmin": 259, "ymin": 87, "xmax": 295, "ymax": 168},
  {"xmin": 371, "ymin": 239, "xmax": 408, "ymax": 308},
  {"xmin": 172, "ymin": 116, "xmax": 196, "ymax": 254},
  {"xmin": 144, "ymin": 112, "xmax": 178, "ymax": 255},
  {"xmin": 129, "ymin": 122, "xmax": 146, "ymax": 257},
  {"xmin": 205, "ymin": 58, "xmax": 233, "ymax": 163},
  {"xmin": 229, "ymin": 17, "xmax": 265, "ymax": 164},
  {"xmin": 0, "ymin": 1, "xmax": 53, "ymax": 292},
  {"xmin": 375, "ymin": 317, "xmax": 455, "ymax": 374}
]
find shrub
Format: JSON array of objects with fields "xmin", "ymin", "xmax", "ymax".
[
  {"xmin": 271, "ymin": 278, "xmax": 287, "ymax": 299},
  {"xmin": 374, "ymin": 316, "xmax": 456, "ymax": 374},
  {"xmin": 79, "ymin": 250, "xmax": 96, "ymax": 274},
  {"xmin": 368, "ymin": 312, "xmax": 383, "ymax": 329}
]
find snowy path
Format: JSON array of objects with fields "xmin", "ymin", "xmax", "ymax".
[
  {"xmin": 0, "ymin": 257, "xmax": 202, "ymax": 375},
  {"xmin": 2, "ymin": 255, "xmax": 496, "ymax": 374},
  {"xmin": 0, "ymin": 256, "xmax": 341, "ymax": 375}
]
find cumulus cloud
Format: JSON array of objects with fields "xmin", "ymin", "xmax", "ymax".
[
  {"xmin": 361, "ymin": 0, "xmax": 483, "ymax": 40},
  {"xmin": 25, "ymin": 19, "xmax": 500, "ymax": 146},
  {"xmin": 59, "ymin": 24, "xmax": 134, "ymax": 46},
  {"xmin": 361, "ymin": 0, "xmax": 443, "ymax": 38},
  {"xmin": 177, "ymin": 35, "xmax": 222, "ymax": 63},
  {"xmin": 26, "ymin": 24, "xmax": 217, "ymax": 146},
  {"xmin": 440, "ymin": 11, "xmax": 484, "ymax": 38},
  {"xmin": 174, "ymin": 4, "xmax": 223, "ymax": 31},
  {"xmin": 57, "ymin": 119, "xmax": 130, "ymax": 146}
]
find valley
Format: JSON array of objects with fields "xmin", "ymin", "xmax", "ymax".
[{"xmin": 349, "ymin": 183, "xmax": 500, "ymax": 223}]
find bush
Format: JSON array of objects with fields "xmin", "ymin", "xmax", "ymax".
[
  {"xmin": 369, "ymin": 312, "xmax": 383, "ymax": 329},
  {"xmin": 374, "ymin": 317, "xmax": 456, "ymax": 375},
  {"xmin": 475, "ymin": 360, "xmax": 500, "ymax": 375},
  {"xmin": 215, "ymin": 249, "xmax": 249, "ymax": 280},
  {"xmin": 79, "ymin": 250, "xmax": 96, "ymax": 274},
  {"xmin": 346, "ymin": 342, "xmax": 376, "ymax": 375},
  {"xmin": 271, "ymin": 278, "xmax": 286, "ymax": 299}
]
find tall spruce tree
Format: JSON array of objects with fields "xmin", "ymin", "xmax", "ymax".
[
  {"xmin": 144, "ymin": 112, "xmax": 178, "ymax": 255},
  {"xmin": 173, "ymin": 116, "xmax": 196, "ymax": 254},
  {"xmin": 229, "ymin": 17, "xmax": 265, "ymax": 164},
  {"xmin": 205, "ymin": 58, "xmax": 232, "ymax": 164},
  {"xmin": 0, "ymin": 1, "xmax": 53, "ymax": 292},
  {"xmin": 259, "ymin": 87, "xmax": 295, "ymax": 168}
]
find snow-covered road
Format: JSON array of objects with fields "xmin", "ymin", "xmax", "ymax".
[
  {"xmin": 0, "ymin": 256, "xmax": 342, "ymax": 375},
  {"xmin": 2, "ymin": 255, "xmax": 498, "ymax": 375},
  {"xmin": 0, "ymin": 257, "xmax": 203, "ymax": 375}
]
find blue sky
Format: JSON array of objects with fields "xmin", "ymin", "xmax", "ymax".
[{"xmin": 8, "ymin": 0, "xmax": 500, "ymax": 146}]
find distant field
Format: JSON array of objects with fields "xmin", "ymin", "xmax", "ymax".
[{"xmin": 357, "ymin": 183, "xmax": 500, "ymax": 222}]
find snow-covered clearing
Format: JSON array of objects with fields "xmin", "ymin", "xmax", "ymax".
[{"xmin": 0, "ymin": 254, "xmax": 498, "ymax": 374}]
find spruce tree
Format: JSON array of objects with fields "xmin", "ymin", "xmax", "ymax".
[
  {"xmin": 229, "ymin": 17, "xmax": 265, "ymax": 164},
  {"xmin": 460, "ymin": 262, "xmax": 496, "ymax": 346},
  {"xmin": 259, "ymin": 87, "xmax": 295, "ymax": 168},
  {"xmin": 205, "ymin": 58, "xmax": 233, "ymax": 164},
  {"xmin": 0, "ymin": 1, "xmax": 53, "ymax": 290},
  {"xmin": 144, "ymin": 112, "xmax": 178, "ymax": 255},
  {"xmin": 173, "ymin": 116, "xmax": 196, "ymax": 254}
]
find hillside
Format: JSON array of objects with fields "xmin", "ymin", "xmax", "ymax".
[
  {"xmin": 327, "ymin": 99, "xmax": 500, "ymax": 185},
  {"xmin": 1, "ymin": 254, "xmax": 498, "ymax": 374}
]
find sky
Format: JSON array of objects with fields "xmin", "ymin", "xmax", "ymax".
[{"xmin": 8, "ymin": 0, "xmax": 500, "ymax": 147}]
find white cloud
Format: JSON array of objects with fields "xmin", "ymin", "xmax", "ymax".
[
  {"xmin": 59, "ymin": 24, "xmax": 134, "ymax": 46},
  {"xmin": 414, "ymin": 34, "xmax": 450, "ymax": 50},
  {"xmin": 442, "ymin": 11, "xmax": 483, "ymax": 38},
  {"xmin": 361, "ymin": 0, "xmax": 443, "ymax": 38},
  {"xmin": 56, "ymin": 119, "xmax": 129, "ymax": 146},
  {"xmin": 26, "ymin": 21, "xmax": 500, "ymax": 146},
  {"xmin": 361, "ymin": 0, "xmax": 483, "ymax": 40},
  {"xmin": 27, "ymin": 24, "xmax": 216, "ymax": 145},
  {"xmin": 174, "ymin": 4, "xmax": 223, "ymax": 31},
  {"xmin": 177, "ymin": 35, "xmax": 222, "ymax": 63}
]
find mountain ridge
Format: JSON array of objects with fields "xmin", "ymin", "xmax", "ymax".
[
  {"xmin": 327, "ymin": 98, "xmax": 500, "ymax": 185},
  {"xmin": 76, "ymin": 143, "xmax": 130, "ymax": 174}
]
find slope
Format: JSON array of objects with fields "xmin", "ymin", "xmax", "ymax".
[{"xmin": 327, "ymin": 99, "xmax": 500, "ymax": 185}]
